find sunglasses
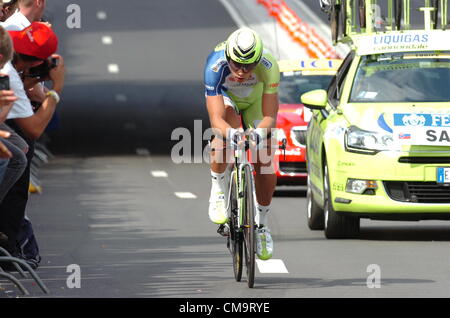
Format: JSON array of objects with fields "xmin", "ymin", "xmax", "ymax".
[{"xmin": 227, "ymin": 59, "xmax": 259, "ymax": 73}]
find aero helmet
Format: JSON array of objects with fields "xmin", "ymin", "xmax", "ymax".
[{"xmin": 225, "ymin": 28, "xmax": 263, "ymax": 65}]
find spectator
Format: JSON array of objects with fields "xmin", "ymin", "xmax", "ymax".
[
  {"xmin": 0, "ymin": 24, "xmax": 27, "ymax": 204},
  {"xmin": 2, "ymin": 0, "xmax": 54, "ymax": 142},
  {"xmin": 2, "ymin": 0, "xmax": 45, "ymax": 30},
  {"xmin": 0, "ymin": 22, "xmax": 65, "ymax": 265},
  {"xmin": 0, "ymin": 24, "xmax": 29, "ymax": 249},
  {"xmin": 2, "ymin": 0, "xmax": 52, "ymax": 142},
  {"xmin": 1, "ymin": 0, "xmax": 19, "ymax": 22}
]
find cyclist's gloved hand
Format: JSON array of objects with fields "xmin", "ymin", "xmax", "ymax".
[
  {"xmin": 227, "ymin": 128, "xmax": 243, "ymax": 149},
  {"xmin": 251, "ymin": 128, "xmax": 267, "ymax": 150}
]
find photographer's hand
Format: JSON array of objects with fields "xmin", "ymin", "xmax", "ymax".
[
  {"xmin": 0, "ymin": 89, "xmax": 17, "ymax": 108},
  {"xmin": 22, "ymin": 76, "xmax": 42, "ymax": 90},
  {"xmin": 0, "ymin": 72, "xmax": 17, "ymax": 108},
  {"xmin": 0, "ymin": 130, "xmax": 12, "ymax": 159},
  {"xmin": 49, "ymin": 54, "xmax": 65, "ymax": 94},
  {"xmin": 27, "ymin": 83, "xmax": 47, "ymax": 103}
]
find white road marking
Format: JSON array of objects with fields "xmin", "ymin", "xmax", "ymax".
[
  {"xmin": 256, "ymin": 259, "xmax": 289, "ymax": 274},
  {"xmin": 136, "ymin": 148, "xmax": 150, "ymax": 156},
  {"xmin": 97, "ymin": 11, "xmax": 107, "ymax": 20},
  {"xmin": 175, "ymin": 192, "xmax": 197, "ymax": 199},
  {"xmin": 115, "ymin": 94, "xmax": 127, "ymax": 102},
  {"xmin": 218, "ymin": 0, "xmax": 246, "ymax": 27},
  {"xmin": 151, "ymin": 171, "xmax": 168, "ymax": 178},
  {"xmin": 102, "ymin": 36, "xmax": 113, "ymax": 45},
  {"xmin": 108, "ymin": 64, "xmax": 120, "ymax": 74}
]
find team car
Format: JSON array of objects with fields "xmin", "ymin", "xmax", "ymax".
[
  {"xmin": 274, "ymin": 59, "xmax": 342, "ymax": 186},
  {"xmin": 301, "ymin": 29, "xmax": 450, "ymax": 239}
]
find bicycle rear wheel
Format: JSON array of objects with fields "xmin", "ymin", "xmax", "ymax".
[
  {"xmin": 229, "ymin": 171, "xmax": 243, "ymax": 282},
  {"xmin": 242, "ymin": 165, "xmax": 256, "ymax": 288}
]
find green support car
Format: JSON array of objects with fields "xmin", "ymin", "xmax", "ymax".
[{"xmin": 301, "ymin": 29, "xmax": 450, "ymax": 239}]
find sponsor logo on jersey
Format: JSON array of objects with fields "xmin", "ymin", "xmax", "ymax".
[
  {"xmin": 261, "ymin": 57, "xmax": 272, "ymax": 69},
  {"xmin": 224, "ymin": 74, "xmax": 257, "ymax": 98},
  {"xmin": 211, "ymin": 59, "xmax": 227, "ymax": 73},
  {"xmin": 226, "ymin": 75, "xmax": 257, "ymax": 86}
]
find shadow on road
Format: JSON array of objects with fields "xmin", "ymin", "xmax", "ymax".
[
  {"xmin": 274, "ymin": 188, "xmax": 307, "ymax": 198},
  {"xmin": 254, "ymin": 277, "xmax": 435, "ymax": 290},
  {"xmin": 359, "ymin": 226, "xmax": 450, "ymax": 241}
]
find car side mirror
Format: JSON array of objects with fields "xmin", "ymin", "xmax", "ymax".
[{"xmin": 300, "ymin": 89, "xmax": 328, "ymax": 110}]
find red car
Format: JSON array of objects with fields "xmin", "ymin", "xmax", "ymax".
[{"xmin": 275, "ymin": 59, "xmax": 342, "ymax": 185}]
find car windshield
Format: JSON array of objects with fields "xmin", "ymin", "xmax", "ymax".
[
  {"xmin": 279, "ymin": 72, "xmax": 334, "ymax": 104},
  {"xmin": 350, "ymin": 52, "xmax": 450, "ymax": 103}
]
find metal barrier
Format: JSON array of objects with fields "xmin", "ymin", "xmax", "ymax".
[
  {"xmin": 0, "ymin": 251, "xmax": 50, "ymax": 295},
  {"xmin": 0, "ymin": 271, "xmax": 29, "ymax": 296},
  {"xmin": 257, "ymin": 0, "xmax": 340, "ymax": 58},
  {"xmin": 0, "ymin": 137, "xmax": 53, "ymax": 296}
]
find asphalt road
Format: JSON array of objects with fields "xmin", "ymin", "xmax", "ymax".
[
  {"xmin": 1, "ymin": 0, "xmax": 450, "ymax": 301},
  {"xmin": 44, "ymin": 0, "xmax": 237, "ymax": 155},
  {"xmin": 13, "ymin": 155, "xmax": 450, "ymax": 299}
]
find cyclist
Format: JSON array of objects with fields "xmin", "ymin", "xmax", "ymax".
[{"xmin": 203, "ymin": 27, "xmax": 280, "ymax": 260}]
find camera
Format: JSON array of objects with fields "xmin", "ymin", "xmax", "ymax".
[
  {"xmin": 0, "ymin": 75, "xmax": 10, "ymax": 90},
  {"xmin": 27, "ymin": 57, "xmax": 58, "ymax": 79}
]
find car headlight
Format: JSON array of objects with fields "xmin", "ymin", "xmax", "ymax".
[
  {"xmin": 346, "ymin": 179, "xmax": 378, "ymax": 195},
  {"xmin": 345, "ymin": 126, "xmax": 393, "ymax": 153}
]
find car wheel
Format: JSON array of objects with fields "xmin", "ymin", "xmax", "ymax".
[
  {"xmin": 307, "ymin": 178, "xmax": 325, "ymax": 230},
  {"xmin": 323, "ymin": 161, "xmax": 360, "ymax": 239}
]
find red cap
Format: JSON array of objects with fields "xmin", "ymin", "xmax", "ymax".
[{"xmin": 8, "ymin": 22, "xmax": 58, "ymax": 60}]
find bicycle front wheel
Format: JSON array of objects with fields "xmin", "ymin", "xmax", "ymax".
[
  {"xmin": 242, "ymin": 165, "xmax": 256, "ymax": 288},
  {"xmin": 229, "ymin": 171, "xmax": 243, "ymax": 282}
]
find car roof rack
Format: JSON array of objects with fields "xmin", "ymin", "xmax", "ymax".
[{"xmin": 322, "ymin": 0, "xmax": 449, "ymax": 47}]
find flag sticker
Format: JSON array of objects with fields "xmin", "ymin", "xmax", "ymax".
[{"xmin": 398, "ymin": 133, "xmax": 411, "ymax": 139}]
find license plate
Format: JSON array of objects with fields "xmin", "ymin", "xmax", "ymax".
[{"xmin": 437, "ymin": 167, "xmax": 450, "ymax": 184}]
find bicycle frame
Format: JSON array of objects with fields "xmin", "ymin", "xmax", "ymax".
[
  {"xmin": 213, "ymin": 132, "xmax": 285, "ymax": 288},
  {"xmin": 226, "ymin": 139, "xmax": 259, "ymax": 229},
  {"xmin": 224, "ymin": 134, "xmax": 286, "ymax": 227}
]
